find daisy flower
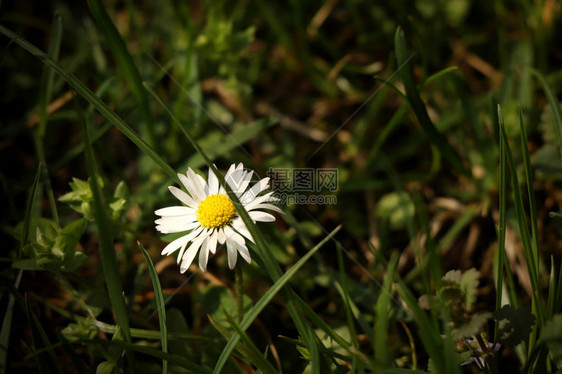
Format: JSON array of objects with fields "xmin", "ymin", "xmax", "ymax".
[{"xmin": 155, "ymin": 163, "xmax": 282, "ymax": 272}]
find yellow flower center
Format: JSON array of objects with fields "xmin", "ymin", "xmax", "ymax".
[{"xmin": 196, "ymin": 194, "xmax": 235, "ymax": 229}]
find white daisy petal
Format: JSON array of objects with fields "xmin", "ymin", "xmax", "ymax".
[
  {"xmin": 169, "ymin": 186, "xmax": 198, "ymax": 209},
  {"xmin": 243, "ymin": 191, "xmax": 277, "ymax": 211},
  {"xmin": 241, "ymin": 177, "xmax": 270, "ymax": 203},
  {"xmin": 249, "ymin": 211, "xmax": 276, "ymax": 222},
  {"xmin": 208, "ymin": 167, "xmax": 219, "ymax": 195},
  {"xmin": 237, "ymin": 242, "xmax": 252, "ymax": 264},
  {"xmin": 226, "ymin": 239, "xmax": 238, "ymax": 269},
  {"xmin": 180, "ymin": 237, "xmax": 205, "ymax": 272},
  {"xmin": 198, "ymin": 237, "xmax": 210, "ymax": 271},
  {"xmin": 177, "ymin": 227, "xmax": 206, "ymax": 259},
  {"xmin": 155, "ymin": 218, "xmax": 199, "ymax": 234},
  {"xmin": 161, "ymin": 235, "xmax": 190, "ymax": 256},
  {"xmin": 155, "ymin": 206, "xmax": 195, "ymax": 217},
  {"xmin": 184, "ymin": 169, "xmax": 207, "ymax": 202},
  {"xmin": 232, "ymin": 221, "xmax": 254, "ymax": 243},
  {"xmin": 223, "ymin": 225, "xmax": 236, "ymax": 242},
  {"xmin": 208, "ymin": 231, "xmax": 218, "ymax": 254},
  {"xmin": 246, "ymin": 203, "xmax": 284, "ymax": 214},
  {"xmin": 217, "ymin": 228, "xmax": 226, "ymax": 244},
  {"xmin": 236, "ymin": 170, "xmax": 254, "ymax": 196}
]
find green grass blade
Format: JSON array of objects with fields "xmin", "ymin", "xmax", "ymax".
[
  {"xmin": 86, "ymin": 0, "xmax": 156, "ymax": 148},
  {"xmin": 531, "ymin": 69, "xmax": 562, "ymax": 162},
  {"xmin": 498, "ymin": 105, "xmax": 544, "ymax": 328},
  {"xmin": 81, "ymin": 115, "xmax": 132, "ymax": 352},
  {"xmin": 366, "ymin": 104, "xmax": 409, "ymax": 168},
  {"xmin": 216, "ymin": 312, "xmax": 278, "ymax": 374},
  {"xmin": 25, "ymin": 295, "xmax": 63, "ymax": 374},
  {"xmin": 373, "ymin": 76, "xmax": 408, "ymax": 101},
  {"xmin": 518, "ymin": 108, "xmax": 540, "ymax": 278},
  {"xmin": 0, "ymin": 269, "xmax": 22, "ymax": 373},
  {"xmin": 292, "ymin": 296, "xmax": 354, "ymax": 352},
  {"xmin": 0, "ymin": 25, "xmax": 178, "ymax": 184},
  {"xmin": 555, "ymin": 258, "xmax": 562, "ymax": 314},
  {"xmin": 37, "ymin": 12, "xmax": 62, "ymax": 139},
  {"xmin": 307, "ymin": 326, "xmax": 320, "ymax": 374},
  {"xmin": 336, "ymin": 246, "xmax": 360, "ymax": 355},
  {"xmin": 33, "ymin": 12, "xmax": 63, "ymax": 225},
  {"xmin": 138, "ymin": 242, "xmax": 168, "ymax": 374},
  {"xmin": 420, "ymin": 66, "xmax": 458, "ymax": 87},
  {"xmin": 394, "ymin": 27, "xmax": 470, "ymax": 178},
  {"xmin": 90, "ymin": 339, "xmax": 211, "ymax": 374},
  {"xmin": 374, "ymin": 252, "xmax": 399, "ymax": 369},
  {"xmin": 546, "ymin": 257, "xmax": 556, "ymax": 318},
  {"xmin": 496, "ymin": 103, "xmax": 507, "ymax": 315},
  {"xmin": 21, "ymin": 163, "xmax": 42, "ymax": 252},
  {"xmin": 212, "ymin": 226, "xmax": 342, "ymax": 374}
]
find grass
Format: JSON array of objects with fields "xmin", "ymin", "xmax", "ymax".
[{"xmin": 1, "ymin": 1, "xmax": 562, "ymax": 373}]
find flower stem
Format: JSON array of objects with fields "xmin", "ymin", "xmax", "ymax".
[{"xmin": 235, "ymin": 264, "xmax": 244, "ymax": 323}]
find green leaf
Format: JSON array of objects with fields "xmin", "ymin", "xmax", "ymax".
[
  {"xmin": 95, "ymin": 361, "xmax": 115, "ymax": 374},
  {"xmin": 442, "ymin": 270, "xmax": 462, "ymax": 284},
  {"xmin": 61, "ymin": 318, "xmax": 99, "ymax": 343},
  {"xmin": 452, "ymin": 312, "xmax": 492, "ymax": 340},
  {"xmin": 376, "ymin": 192, "xmax": 415, "ymax": 230},
  {"xmin": 539, "ymin": 314, "xmax": 562, "ymax": 359},
  {"xmin": 493, "ymin": 305, "xmax": 536, "ymax": 347},
  {"xmin": 12, "ymin": 259, "xmax": 43, "ymax": 271},
  {"xmin": 55, "ymin": 218, "xmax": 87, "ymax": 258},
  {"xmin": 460, "ymin": 268, "xmax": 480, "ymax": 312},
  {"xmin": 61, "ymin": 251, "xmax": 88, "ymax": 272}
]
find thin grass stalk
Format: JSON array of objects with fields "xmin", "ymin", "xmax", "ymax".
[
  {"xmin": 219, "ymin": 312, "xmax": 278, "ymax": 374},
  {"xmin": 24, "ymin": 296, "xmax": 63, "ymax": 374},
  {"xmin": 394, "ymin": 27, "xmax": 471, "ymax": 178},
  {"xmin": 498, "ymin": 106, "xmax": 545, "ymax": 329},
  {"xmin": 21, "ymin": 164, "xmax": 42, "ymax": 253},
  {"xmin": 495, "ymin": 104, "xmax": 508, "ymax": 340},
  {"xmin": 518, "ymin": 109, "xmax": 540, "ymax": 278},
  {"xmin": 138, "ymin": 243, "xmax": 168, "ymax": 374},
  {"xmin": 336, "ymin": 246, "xmax": 361, "ymax": 361},
  {"xmin": 86, "ymin": 0, "xmax": 156, "ymax": 149},
  {"xmin": 80, "ymin": 113, "xmax": 132, "ymax": 356},
  {"xmin": 531, "ymin": 69, "xmax": 562, "ymax": 162},
  {"xmin": 235, "ymin": 264, "xmax": 244, "ymax": 324}
]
